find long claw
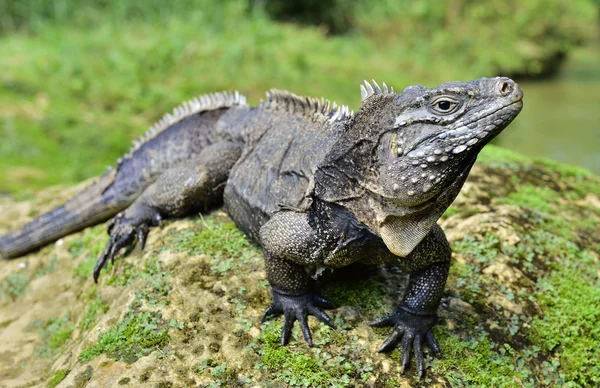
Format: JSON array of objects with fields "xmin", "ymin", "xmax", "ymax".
[
  {"xmin": 93, "ymin": 211, "xmax": 158, "ymax": 282},
  {"xmin": 298, "ymin": 313, "xmax": 313, "ymax": 346},
  {"xmin": 378, "ymin": 328, "xmax": 402, "ymax": 352},
  {"xmin": 281, "ymin": 313, "xmax": 295, "ymax": 345},
  {"xmin": 414, "ymin": 336, "xmax": 424, "ymax": 379},
  {"xmin": 370, "ymin": 315, "xmax": 393, "ymax": 327},
  {"xmin": 426, "ymin": 331, "xmax": 441, "ymax": 357},
  {"xmin": 308, "ymin": 305, "xmax": 334, "ymax": 328},
  {"xmin": 109, "ymin": 244, "xmax": 117, "ymax": 265},
  {"xmin": 137, "ymin": 227, "xmax": 148, "ymax": 250},
  {"xmin": 400, "ymin": 332, "xmax": 414, "ymax": 373}
]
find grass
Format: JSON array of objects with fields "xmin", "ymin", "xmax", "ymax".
[{"xmin": 0, "ymin": 0, "xmax": 596, "ymax": 194}]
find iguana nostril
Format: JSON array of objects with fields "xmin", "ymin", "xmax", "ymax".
[{"xmin": 500, "ymin": 81, "xmax": 511, "ymax": 96}]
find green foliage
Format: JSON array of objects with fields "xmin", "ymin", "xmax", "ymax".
[
  {"xmin": 499, "ymin": 184, "xmax": 561, "ymax": 215},
  {"xmin": 26, "ymin": 314, "xmax": 74, "ymax": 358},
  {"xmin": 171, "ymin": 217, "xmax": 259, "ymax": 275},
  {"xmin": 323, "ymin": 277, "xmax": 388, "ymax": 315},
  {"xmin": 79, "ymin": 295, "xmax": 109, "ymax": 331},
  {"xmin": 257, "ymin": 322, "xmax": 359, "ymax": 386},
  {"xmin": 529, "ymin": 268, "xmax": 600, "ymax": 386},
  {"xmin": 433, "ymin": 329, "xmax": 535, "ymax": 387},
  {"xmin": 70, "ymin": 225, "xmax": 109, "ymax": 280},
  {"xmin": 78, "ymin": 310, "xmax": 169, "ymax": 363},
  {"xmin": 354, "ymin": 0, "xmax": 597, "ymax": 77},
  {"xmin": 0, "ymin": 1, "xmax": 597, "ymax": 193},
  {"xmin": 47, "ymin": 369, "xmax": 70, "ymax": 388},
  {"xmin": 443, "ymin": 153, "xmax": 600, "ymax": 385},
  {"xmin": 0, "ymin": 272, "xmax": 29, "ymax": 301}
]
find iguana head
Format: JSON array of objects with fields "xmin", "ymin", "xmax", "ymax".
[{"xmin": 354, "ymin": 77, "xmax": 523, "ymax": 256}]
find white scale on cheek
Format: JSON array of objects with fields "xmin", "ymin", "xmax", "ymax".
[{"xmin": 452, "ymin": 144, "xmax": 468, "ymax": 154}]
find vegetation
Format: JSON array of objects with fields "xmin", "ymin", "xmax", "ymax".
[
  {"xmin": 78, "ymin": 310, "xmax": 169, "ymax": 363},
  {"xmin": 0, "ymin": 0, "xmax": 597, "ymax": 193},
  {"xmin": 0, "ymin": 1, "xmax": 599, "ymax": 386},
  {"xmin": 47, "ymin": 369, "xmax": 70, "ymax": 388}
]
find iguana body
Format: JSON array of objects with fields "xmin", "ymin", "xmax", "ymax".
[{"xmin": 0, "ymin": 78, "xmax": 523, "ymax": 377}]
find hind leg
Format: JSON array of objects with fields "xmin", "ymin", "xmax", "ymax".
[{"xmin": 93, "ymin": 141, "xmax": 241, "ymax": 281}]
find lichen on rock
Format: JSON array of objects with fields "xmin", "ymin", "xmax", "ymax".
[{"xmin": 0, "ymin": 145, "xmax": 599, "ymax": 387}]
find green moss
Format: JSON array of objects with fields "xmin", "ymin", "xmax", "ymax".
[
  {"xmin": 257, "ymin": 321, "xmax": 362, "ymax": 386},
  {"xmin": 323, "ymin": 277, "xmax": 388, "ymax": 315},
  {"xmin": 478, "ymin": 144, "xmax": 532, "ymax": 170},
  {"xmin": 528, "ymin": 262, "xmax": 600, "ymax": 386},
  {"xmin": 101, "ymin": 255, "xmax": 172, "ymax": 306},
  {"xmin": 27, "ymin": 314, "xmax": 74, "ymax": 358},
  {"xmin": 73, "ymin": 365, "xmax": 93, "ymax": 388},
  {"xmin": 47, "ymin": 369, "xmax": 70, "ymax": 388},
  {"xmin": 79, "ymin": 295, "xmax": 110, "ymax": 331},
  {"xmin": 432, "ymin": 328, "xmax": 535, "ymax": 387},
  {"xmin": 170, "ymin": 217, "xmax": 259, "ymax": 275},
  {"xmin": 78, "ymin": 310, "xmax": 169, "ymax": 364},
  {"xmin": 71, "ymin": 225, "xmax": 109, "ymax": 280},
  {"xmin": 0, "ymin": 272, "xmax": 29, "ymax": 301},
  {"xmin": 443, "ymin": 166, "xmax": 600, "ymax": 386},
  {"xmin": 498, "ymin": 184, "xmax": 561, "ymax": 215},
  {"xmin": 35, "ymin": 254, "xmax": 58, "ymax": 277},
  {"xmin": 133, "ymin": 257, "xmax": 172, "ymax": 305}
]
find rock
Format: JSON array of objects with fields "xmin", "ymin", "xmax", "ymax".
[
  {"xmin": 449, "ymin": 297, "xmax": 475, "ymax": 315},
  {"xmin": 1, "ymin": 149, "xmax": 600, "ymax": 386}
]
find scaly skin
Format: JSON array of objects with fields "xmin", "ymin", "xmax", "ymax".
[{"xmin": 0, "ymin": 78, "xmax": 523, "ymax": 378}]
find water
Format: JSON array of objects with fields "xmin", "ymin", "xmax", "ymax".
[{"xmin": 495, "ymin": 46, "xmax": 600, "ymax": 174}]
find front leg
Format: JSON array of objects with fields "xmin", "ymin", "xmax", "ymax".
[
  {"xmin": 259, "ymin": 211, "xmax": 336, "ymax": 346},
  {"xmin": 371, "ymin": 224, "xmax": 451, "ymax": 378}
]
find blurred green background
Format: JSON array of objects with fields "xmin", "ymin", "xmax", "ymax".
[{"xmin": 0, "ymin": 0, "xmax": 598, "ymax": 194}]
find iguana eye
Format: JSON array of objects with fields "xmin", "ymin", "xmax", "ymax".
[{"xmin": 430, "ymin": 97, "xmax": 460, "ymax": 114}]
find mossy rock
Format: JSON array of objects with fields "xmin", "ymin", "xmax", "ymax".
[{"xmin": 0, "ymin": 145, "xmax": 599, "ymax": 387}]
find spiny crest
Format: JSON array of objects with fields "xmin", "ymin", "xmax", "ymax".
[
  {"xmin": 116, "ymin": 91, "xmax": 247, "ymax": 166},
  {"xmin": 360, "ymin": 79, "xmax": 394, "ymax": 101},
  {"xmin": 262, "ymin": 89, "xmax": 353, "ymax": 124}
]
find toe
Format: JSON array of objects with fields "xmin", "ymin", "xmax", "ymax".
[
  {"xmin": 281, "ymin": 312, "xmax": 295, "ymax": 345},
  {"xmin": 370, "ymin": 314, "xmax": 393, "ymax": 328},
  {"xmin": 137, "ymin": 226, "xmax": 149, "ymax": 250},
  {"xmin": 400, "ymin": 332, "xmax": 414, "ymax": 373},
  {"xmin": 297, "ymin": 312, "xmax": 313, "ymax": 347},
  {"xmin": 426, "ymin": 331, "xmax": 441, "ymax": 358},
  {"xmin": 414, "ymin": 336, "xmax": 425, "ymax": 379},
  {"xmin": 308, "ymin": 305, "xmax": 334, "ymax": 328},
  {"xmin": 313, "ymin": 294, "xmax": 336, "ymax": 309},
  {"xmin": 261, "ymin": 305, "xmax": 280, "ymax": 322},
  {"xmin": 378, "ymin": 328, "xmax": 402, "ymax": 353}
]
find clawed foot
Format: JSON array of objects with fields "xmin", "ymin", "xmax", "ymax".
[
  {"xmin": 261, "ymin": 288, "xmax": 336, "ymax": 346},
  {"xmin": 371, "ymin": 307, "xmax": 441, "ymax": 378},
  {"xmin": 93, "ymin": 211, "xmax": 162, "ymax": 282}
]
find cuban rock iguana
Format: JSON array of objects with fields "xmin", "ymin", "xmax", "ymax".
[{"xmin": 0, "ymin": 77, "xmax": 523, "ymax": 377}]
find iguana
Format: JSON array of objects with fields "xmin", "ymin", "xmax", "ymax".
[{"xmin": 0, "ymin": 77, "xmax": 523, "ymax": 377}]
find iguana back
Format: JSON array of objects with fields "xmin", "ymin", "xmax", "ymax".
[{"xmin": 221, "ymin": 90, "xmax": 352, "ymax": 240}]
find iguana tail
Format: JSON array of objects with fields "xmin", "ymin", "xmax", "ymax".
[{"xmin": 0, "ymin": 169, "xmax": 129, "ymax": 258}]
